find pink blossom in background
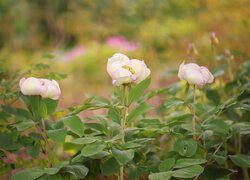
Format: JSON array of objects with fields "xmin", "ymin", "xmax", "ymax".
[
  {"xmin": 62, "ymin": 45, "xmax": 86, "ymax": 63},
  {"xmin": 106, "ymin": 36, "xmax": 140, "ymax": 52}
]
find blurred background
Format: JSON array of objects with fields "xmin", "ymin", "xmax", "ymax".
[{"xmin": 0, "ymin": 0, "xmax": 249, "ymax": 108}]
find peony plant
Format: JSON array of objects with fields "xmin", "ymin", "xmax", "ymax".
[{"xmin": 0, "ymin": 37, "xmax": 249, "ymax": 180}]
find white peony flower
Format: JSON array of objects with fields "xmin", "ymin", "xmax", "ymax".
[
  {"xmin": 19, "ymin": 77, "xmax": 61, "ymax": 100},
  {"xmin": 107, "ymin": 53, "xmax": 150, "ymax": 86},
  {"xmin": 178, "ymin": 62, "xmax": 214, "ymax": 87}
]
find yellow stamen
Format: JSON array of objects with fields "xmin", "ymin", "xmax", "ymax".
[{"xmin": 122, "ymin": 65, "xmax": 135, "ymax": 74}]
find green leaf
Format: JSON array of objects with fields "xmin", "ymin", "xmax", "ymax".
[
  {"xmin": 81, "ymin": 142, "xmax": 106, "ymax": 157},
  {"xmin": 101, "ymin": 157, "xmax": 120, "ymax": 176},
  {"xmin": 16, "ymin": 121, "xmax": 35, "ymax": 131},
  {"xmin": 112, "ymin": 147, "xmax": 135, "ymax": 165},
  {"xmin": 46, "ymin": 128, "xmax": 67, "ymax": 143},
  {"xmin": 108, "ymin": 109, "xmax": 121, "ymax": 124},
  {"xmin": 26, "ymin": 143, "xmax": 40, "ymax": 158},
  {"xmin": 159, "ymin": 158, "xmax": 175, "ymax": 172},
  {"xmin": 206, "ymin": 89, "xmax": 220, "ymax": 105},
  {"xmin": 174, "ymin": 158, "xmax": 207, "ymax": 168},
  {"xmin": 149, "ymin": 171, "xmax": 172, "ymax": 180},
  {"xmin": 37, "ymin": 174, "xmax": 62, "ymax": 180},
  {"xmin": 43, "ymin": 98, "xmax": 58, "ymax": 115},
  {"xmin": 89, "ymin": 151, "xmax": 110, "ymax": 159},
  {"xmin": 60, "ymin": 165, "xmax": 89, "ymax": 179},
  {"xmin": 10, "ymin": 167, "xmax": 44, "ymax": 180},
  {"xmin": 62, "ymin": 116, "xmax": 84, "ymax": 137},
  {"xmin": 126, "ymin": 103, "xmax": 154, "ymax": 124},
  {"xmin": 203, "ymin": 119, "xmax": 229, "ymax": 135},
  {"xmin": 157, "ymin": 97, "xmax": 184, "ymax": 113},
  {"xmin": 30, "ymin": 95, "xmax": 42, "ymax": 121},
  {"xmin": 67, "ymin": 104, "xmax": 93, "ymax": 116},
  {"xmin": 128, "ymin": 78, "xmax": 151, "ymax": 106},
  {"xmin": 1, "ymin": 105, "xmax": 33, "ymax": 120},
  {"xmin": 199, "ymin": 165, "xmax": 236, "ymax": 180},
  {"xmin": 164, "ymin": 69, "xmax": 178, "ymax": 76},
  {"xmin": 139, "ymin": 119, "xmax": 161, "ymax": 124},
  {"xmin": 29, "ymin": 132, "xmax": 44, "ymax": 140},
  {"xmin": 232, "ymin": 122, "xmax": 250, "ymax": 135},
  {"xmin": 126, "ymin": 165, "xmax": 144, "ymax": 180},
  {"xmin": 0, "ymin": 132, "xmax": 21, "ymax": 150},
  {"xmin": 212, "ymin": 64, "xmax": 229, "ymax": 78},
  {"xmin": 173, "ymin": 139, "xmax": 197, "ymax": 157},
  {"xmin": 44, "ymin": 168, "xmax": 60, "ymax": 175},
  {"xmin": 85, "ymin": 123, "xmax": 106, "ymax": 133},
  {"xmin": 172, "ymin": 165, "xmax": 203, "ymax": 178},
  {"xmin": 71, "ymin": 137, "xmax": 99, "ymax": 144},
  {"xmin": 39, "ymin": 100, "xmax": 47, "ymax": 119},
  {"xmin": 229, "ymin": 154, "xmax": 250, "ymax": 167}
]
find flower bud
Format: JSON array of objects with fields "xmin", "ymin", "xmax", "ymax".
[
  {"xmin": 224, "ymin": 49, "xmax": 234, "ymax": 60},
  {"xmin": 107, "ymin": 53, "xmax": 150, "ymax": 86},
  {"xmin": 187, "ymin": 43, "xmax": 198, "ymax": 55},
  {"xmin": 178, "ymin": 62, "xmax": 214, "ymax": 87},
  {"xmin": 209, "ymin": 32, "xmax": 219, "ymax": 45}
]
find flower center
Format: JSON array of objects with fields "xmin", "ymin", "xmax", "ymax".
[{"xmin": 122, "ymin": 65, "xmax": 135, "ymax": 74}]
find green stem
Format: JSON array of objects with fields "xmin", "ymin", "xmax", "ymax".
[
  {"xmin": 192, "ymin": 85, "xmax": 196, "ymax": 140},
  {"xmin": 203, "ymin": 130, "xmax": 206, "ymax": 160},
  {"xmin": 223, "ymin": 138, "xmax": 229, "ymax": 168},
  {"xmin": 120, "ymin": 85, "xmax": 128, "ymax": 180},
  {"xmin": 212, "ymin": 45, "xmax": 218, "ymax": 68},
  {"xmin": 120, "ymin": 165, "xmax": 124, "ymax": 180},
  {"xmin": 42, "ymin": 118, "xmax": 54, "ymax": 167},
  {"xmin": 242, "ymin": 167, "xmax": 250, "ymax": 180},
  {"xmin": 226, "ymin": 58, "xmax": 234, "ymax": 81},
  {"xmin": 238, "ymin": 133, "xmax": 242, "ymax": 154}
]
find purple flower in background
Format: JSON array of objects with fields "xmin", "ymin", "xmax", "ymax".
[
  {"xmin": 62, "ymin": 45, "xmax": 86, "ymax": 63},
  {"xmin": 106, "ymin": 36, "xmax": 140, "ymax": 52}
]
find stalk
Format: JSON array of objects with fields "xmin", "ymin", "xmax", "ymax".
[
  {"xmin": 226, "ymin": 58, "xmax": 234, "ymax": 81},
  {"xmin": 41, "ymin": 118, "xmax": 54, "ymax": 167},
  {"xmin": 212, "ymin": 45, "xmax": 218, "ymax": 68},
  {"xmin": 203, "ymin": 130, "xmax": 206, "ymax": 159},
  {"xmin": 192, "ymin": 85, "xmax": 196, "ymax": 140},
  {"xmin": 120, "ymin": 85, "xmax": 128, "ymax": 180},
  {"xmin": 242, "ymin": 167, "xmax": 250, "ymax": 180}
]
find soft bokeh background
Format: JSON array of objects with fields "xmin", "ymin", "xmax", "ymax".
[{"xmin": 0, "ymin": 0, "xmax": 249, "ymax": 108}]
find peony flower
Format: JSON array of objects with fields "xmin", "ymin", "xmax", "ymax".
[
  {"xmin": 40, "ymin": 79, "xmax": 61, "ymax": 100},
  {"xmin": 19, "ymin": 77, "xmax": 61, "ymax": 100},
  {"xmin": 107, "ymin": 53, "xmax": 150, "ymax": 86},
  {"xmin": 19, "ymin": 77, "xmax": 44, "ymax": 96},
  {"xmin": 178, "ymin": 62, "xmax": 214, "ymax": 87}
]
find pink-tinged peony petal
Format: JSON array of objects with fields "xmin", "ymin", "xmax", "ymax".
[
  {"xmin": 200, "ymin": 66, "xmax": 214, "ymax": 84},
  {"xmin": 107, "ymin": 53, "xmax": 130, "ymax": 75},
  {"xmin": 20, "ymin": 77, "xmax": 43, "ymax": 95},
  {"xmin": 184, "ymin": 69, "xmax": 206, "ymax": 87},
  {"xmin": 19, "ymin": 78, "xmax": 26, "ymax": 88},
  {"xmin": 178, "ymin": 62, "xmax": 200, "ymax": 80},
  {"xmin": 40, "ymin": 79, "xmax": 61, "ymax": 100},
  {"xmin": 178, "ymin": 62, "xmax": 185, "ymax": 80}
]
